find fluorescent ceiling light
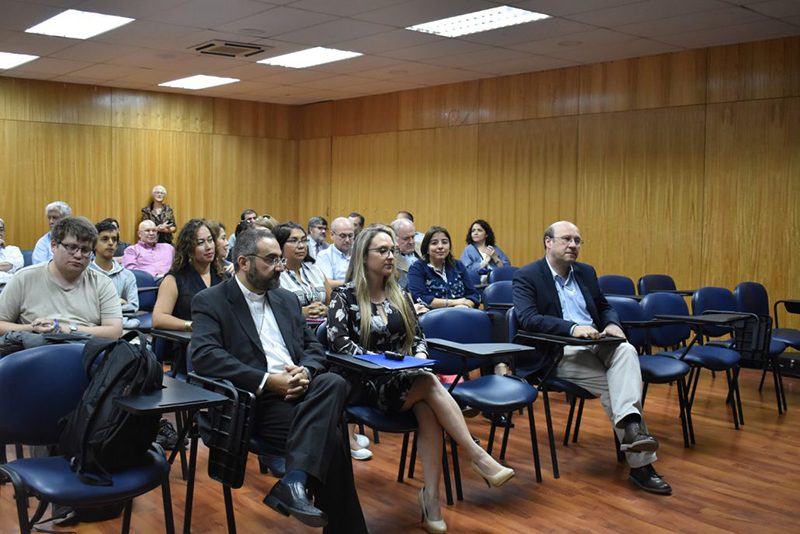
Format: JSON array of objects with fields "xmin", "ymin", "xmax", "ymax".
[
  {"xmin": 258, "ymin": 47, "xmax": 362, "ymax": 68},
  {"xmin": 159, "ymin": 75, "xmax": 240, "ymax": 90},
  {"xmin": 0, "ymin": 52, "xmax": 39, "ymax": 69},
  {"xmin": 407, "ymin": 6, "xmax": 550, "ymax": 38},
  {"xmin": 25, "ymin": 9, "xmax": 134, "ymax": 40}
]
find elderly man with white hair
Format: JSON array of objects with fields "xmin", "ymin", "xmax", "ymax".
[
  {"xmin": 0, "ymin": 218, "xmax": 24, "ymax": 284},
  {"xmin": 31, "ymin": 201, "xmax": 72, "ymax": 264}
]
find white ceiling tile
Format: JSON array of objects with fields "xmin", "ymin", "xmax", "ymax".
[
  {"xmin": 391, "ymin": 66, "xmax": 486, "ymax": 85},
  {"xmin": 352, "ymin": 0, "xmax": 498, "ymax": 27},
  {"xmin": 301, "ymin": 74, "xmax": 378, "ymax": 90},
  {"xmin": 49, "ymin": 41, "xmax": 142, "ymax": 63},
  {"xmin": 381, "ymin": 39, "xmax": 490, "ymax": 61},
  {"xmin": 748, "ymin": 0, "xmax": 800, "ymax": 18},
  {"xmin": 615, "ymin": 7, "xmax": 769, "ymax": 37},
  {"xmin": 67, "ymin": 63, "xmax": 151, "ymax": 81},
  {"xmin": 459, "ymin": 17, "xmax": 599, "ymax": 47},
  {"xmin": 215, "ymin": 6, "xmax": 338, "ymax": 38},
  {"xmin": 308, "ymin": 55, "xmax": 407, "ymax": 75},
  {"xmin": 569, "ymin": 0, "xmax": 732, "ymax": 26},
  {"xmin": 73, "ymin": 0, "xmax": 189, "ymax": 19},
  {"xmin": 247, "ymin": 68, "xmax": 339, "ymax": 84},
  {"xmin": 1, "ymin": 69, "xmax": 56, "ymax": 80},
  {"xmin": 423, "ymin": 47, "xmax": 533, "ymax": 68},
  {"xmin": 155, "ymin": 0, "xmax": 273, "ymax": 28},
  {"xmin": 469, "ymin": 54, "xmax": 579, "ymax": 75},
  {"xmin": 273, "ymin": 18, "xmax": 394, "ymax": 47},
  {"xmin": 0, "ymin": 1, "xmax": 64, "ymax": 31},
  {"xmin": 334, "ymin": 78, "xmax": 425, "ymax": 93},
  {"xmin": 551, "ymin": 38, "xmax": 682, "ymax": 63},
  {"xmin": 658, "ymin": 19, "xmax": 800, "ymax": 48},
  {"xmin": 354, "ymin": 61, "xmax": 449, "ymax": 80},
  {"xmin": 509, "ymin": 28, "xmax": 639, "ymax": 54},
  {"xmin": 0, "ymin": 29, "xmax": 76, "ymax": 55},
  {"xmin": 10, "ymin": 56, "xmax": 92, "ymax": 76},
  {"xmin": 332, "ymin": 28, "xmax": 441, "ymax": 54},
  {"xmin": 289, "ymin": 0, "xmax": 409, "ymax": 17},
  {"xmin": 514, "ymin": 0, "xmax": 653, "ymax": 17}
]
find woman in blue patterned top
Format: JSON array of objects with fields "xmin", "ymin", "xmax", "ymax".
[
  {"xmin": 407, "ymin": 226, "xmax": 480, "ymax": 309},
  {"xmin": 460, "ymin": 219, "xmax": 511, "ymax": 284},
  {"xmin": 327, "ymin": 226, "xmax": 513, "ymax": 533}
]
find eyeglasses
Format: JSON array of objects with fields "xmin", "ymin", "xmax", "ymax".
[
  {"xmin": 57, "ymin": 241, "xmax": 93, "ymax": 257},
  {"xmin": 249, "ymin": 254, "xmax": 287, "ymax": 267},
  {"xmin": 334, "ymin": 232, "xmax": 354, "ymax": 240},
  {"xmin": 369, "ymin": 246, "xmax": 399, "ymax": 257},
  {"xmin": 551, "ymin": 235, "xmax": 583, "ymax": 246}
]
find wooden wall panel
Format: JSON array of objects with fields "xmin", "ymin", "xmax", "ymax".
[
  {"xmin": 479, "ymin": 67, "xmax": 580, "ymax": 123},
  {"xmin": 476, "ymin": 117, "xmax": 579, "ymax": 265},
  {"xmin": 0, "ymin": 120, "xmax": 111, "ymax": 248},
  {"xmin": 297, "ymin": 101, "xmax": 333, "ymax": 140},
  {"xmin": 0, "ymin": 78, "xmax": 111, "ymax": 126},
  {"xmin": 111, "ymin": 89, "xmax": 214, "ymax": 132},
  {"xmin": 212, "ymin": 98, "xmax": 292, "ymax": 139},
  {"xmin": 579, "ymin": 50, "xmax": 707, "ymax": 114},
  {"xmin": 210, "ymin": 135, "xmax": 298, "ymax": 224},
  {"xmin": 707, "ymin": 36, "xmax": 800, "ymax": 103},
  {"xmin": 297, "ymin": 138, "xmax": 332, "ymax": 222},
  {"xmin": 397, "ymin": 81, "xmax": 480, "ymax": 131},
  {"xmin": 332, "ymin": 93, "xmax": 399, "ymax": 136},
  {"xmin": 703, "ymin": 98, "xmax": 800, "ymax": 308},
  {"xmin": 576, "ymin": 107, "xmax": 706, "ymax": 290}
]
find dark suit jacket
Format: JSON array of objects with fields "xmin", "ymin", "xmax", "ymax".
[
  {"xmin": 190, "ymin": 277, "xmax": 327, "ymax": 393},
  {"xmin": 512, "ymin": 258, "xmax": 621, "ymax": 336}
]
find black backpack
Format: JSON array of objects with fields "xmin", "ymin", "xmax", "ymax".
[{"xmin": 58, "ymin": 331, "xmax": 163, "ymax": 486}]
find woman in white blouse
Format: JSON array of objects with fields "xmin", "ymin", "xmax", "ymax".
[{"xmin": 275, "ymin": 222, "xmax": 329, "ymax": 320}]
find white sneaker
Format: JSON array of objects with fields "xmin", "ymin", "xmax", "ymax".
[
  {"xmin": 350, "ymin": 447, "xmax": 373, "ymax": 461},
  {"xmin": 354, "ymin": 433, "xmax": 370, "ymax": 449}
]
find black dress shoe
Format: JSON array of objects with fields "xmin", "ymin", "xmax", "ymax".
[
  {"xmin": 620, "ymin": 422, "xmax": 659, "ymax": 453},
  {"xmin": 258, "ymin": 454, "xmax": 286, "ymax": 478},
  {"xmin": 629, "ymin": 464, "xmax": 672, "ymax": 495},
  {"xmin": 263, "ymin": 480, "xmax": 328, "ymax": 528}
]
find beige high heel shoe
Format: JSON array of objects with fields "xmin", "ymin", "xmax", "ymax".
[
  {"xmin": 471, "ymin": 460, "xmax": 515, "ymax": 488},
  {"xmin": 418, "ymin": 488, "xmax": 447, "ymax": 533}
]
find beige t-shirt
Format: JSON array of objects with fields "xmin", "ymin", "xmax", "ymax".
[{"xmin": 0, "ymin": 262, "xmax": 122, "ymax": 326}]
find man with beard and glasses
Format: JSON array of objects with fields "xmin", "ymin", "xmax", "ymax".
[{"xmin": 190, "ymin": 229, "xmax": 366, "ymax": 532}]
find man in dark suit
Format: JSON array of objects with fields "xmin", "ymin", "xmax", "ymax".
[
  {"xmin": 191, "ymin": 228, "xmax": 367, "ymax": 531},
  {"xmin": 513, "ymin": 220, "xmax": 671, "ymax": 495}
]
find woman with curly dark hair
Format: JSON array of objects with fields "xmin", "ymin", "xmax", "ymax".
[
  {"xmin": 460, "ymin": 219, "xmax": 510, "ymax": 284},
  {"xmin": 153, "ymin": 218, "xmax": 223, "ymax": 332}
]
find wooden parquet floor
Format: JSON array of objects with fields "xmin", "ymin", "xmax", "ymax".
[{"xmin": 3, "ymin": 366, "xmax": 799, "ymax": 533}]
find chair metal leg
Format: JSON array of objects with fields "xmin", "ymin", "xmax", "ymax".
[
  {"xmin": 541, "ymin": 391, "xmax": 559, "ymax": 479},
  {"xmin": 486, "ymin": 420, "xmax": 497, "ymax": 456},
  {"xmin": 183, "ymin": 433, "xmax": 200, "ymax": 533},
  {"xmin": 397, "ymin": 432, "xmax": 410, "ymax": 482},
  {"xmin": 724, "ymin": 369, "xmax": 740, "ymax": 430},
  {"xmin": 223, "ymin": 485, "xmax": 236, "ymax": 534},
  {"xmin": 449, "ymin": 436, "xmax": 463, "ymax": 502},
  {"xmin": 373, "ymin": 429, "xmax": 380, "ymax": 444},
  {"xmin": 733, "ymin": 367, "xmax": 744, "ymax": 426},
  {"xmin": 2, "ymin": 469, "xmax": 32, "ymax": 534},
  {"xmin": 527, "ymin": 404, "xmax": 542, "ymax": 483},
  {"xmin": 572, "ymin": 397, "xmax": 586, "ymax": 444},
  {"xmin": 121, "ymin": 500, "xmax": 133, "ymax": 534},
  {"xmin": 641, "ymin": 382, "xmax": 649, "ymax": 408},
  {"xmin": 441, "ymin": 432, "xmax": 453, "ymax": 506},
  {"xmin": 161, "ymin": 477, "xmax": 175, "ymax": 534},
  {"xmin": 563, "ymin": 395, "xmax": 576, "ymax": 446},
  {"xmin": 14, "ymin": 444, "xmax": 23, "ymax": 460},
  {"xmin": 499, "ymin": 412, "xmax": 512, "ymax": 461},
  {"xmin": 675, "ymin": 378, "xmax": 690, "ymax": 448},
  {"xmin": 408, "ymin": 432, "xmax": 418, "ymax": 479},
  {"xmin": 758, "ymin": 368, "xmax": 768, "ymax": 392}
]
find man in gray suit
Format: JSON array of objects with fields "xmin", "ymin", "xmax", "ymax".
[{"xmin": 191, "ymin": 228, "xmax": 366, "ymax": 531}]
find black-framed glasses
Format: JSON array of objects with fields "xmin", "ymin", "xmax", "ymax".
[
  {"xmin": 249, "ymin": 254, "xmax": 287, "ymax": 267},
  {"xmin": 369, "ymin": 246, "xmax": 399, "ymax": 257},
  {"xmin": 551, "ymin": 236, "xmax": 583, "ymax": 246},
  {"xmin": 57, "ymin": 241, "xmax": 93, "ymax": 257}
]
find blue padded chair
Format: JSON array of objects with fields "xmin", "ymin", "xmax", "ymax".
[
  {"xmin": 638, "ymin": 274, "xmax": 676, "ymax": 296},
  {"xmin": 598, "ymin": 275, "xmax": 636, "ymax": 297},
  {"xmin": 505, "ymin": 308, "xmax": 621, "ymax": 479},
  {"xmin": 606, "ymin": 296, "xmax": 694, "ymax": 447},
  {"xmin": 734, "ymin": 281, "xmax": 788, "ymax": 412},
  {"xmin": 488, "ymin": 266, "xmax": 518, "ymax": 283},
  {"xmin": 734, "ymin": 282, "xmax": 800, "ymax": 351},
  {"xmin": 641, "ymin": 291, "xmax": 744, "ymax": 430},
  {"xmin": 0, "ymin": 344, "xmax": 173, "ymax": 534},
  {"xmin": 420, "ymin": 308, "xmax": 541, "ymax": 486},
  {"xmin": 130, "ymin": 269, "xmax": 158, "ymax": 333},
  {"xmin": 21, "ymin": 249, "xmax": 33, "ymax": 267},
  {"xmin": 483, "ymin": 281, "xmax": 514, "ymax": 343}
]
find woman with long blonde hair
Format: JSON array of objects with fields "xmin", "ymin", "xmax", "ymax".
[{"xmin": 327, "ymin": 226, "xmax": 514, "ymax": 533}]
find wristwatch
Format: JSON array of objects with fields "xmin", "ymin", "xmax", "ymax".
[{"xmin": 69, "ymin": 323, "xmax": 78, "ymax": 334}]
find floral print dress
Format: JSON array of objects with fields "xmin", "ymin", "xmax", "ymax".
[{"xmin": 327, "ymin": 283, "xmax": 430, "ymax": 412}]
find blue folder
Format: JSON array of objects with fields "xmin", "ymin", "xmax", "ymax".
[{"xmin": 353, "ymin": 354, "xmax": 436, "ymax": 370}]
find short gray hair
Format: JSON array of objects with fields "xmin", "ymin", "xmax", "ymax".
[
  {"xmin": 45, "ymin": 201, "xmax": 72, "ymax": 218},
  {"xmin": 232, "ymin": 228, "xmax": 275, "ymax": 272}
]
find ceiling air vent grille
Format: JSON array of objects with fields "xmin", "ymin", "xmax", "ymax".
[{"xmin": 192, "ymin": 40, "xmax": 270, "ymax": 58}]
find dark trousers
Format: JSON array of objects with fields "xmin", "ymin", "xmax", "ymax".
[{"xmin": 254, "ymin": 373, "xmax": 368, "ymax": 534}]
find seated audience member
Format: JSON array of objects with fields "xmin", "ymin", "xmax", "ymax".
[
  {"xmin": 32, "ymin": 200, "xmax": 72, "ymax": 264},
  {"xmin": 140, "ymin": 184, "xmax": 176, "ymax": 244},
  {"xmin": 306, "ymin": 216, "xmax": 329, "ymax": 259},
  {"xmin": 227, "ymin": 209, "xmax": 258, "ymax": 257},
  {"xmin": 390, "ymin": 217, "xmax": 421, "ymax": 290},
  {"xmin": 253, "ymin": 215, "xmax": 279, "ymax": 233},
  {"xmin": 316, "ymin": 217, "xmax": 353, "ymax": 288},
  {"xmin": 275, "ymin": 222, "xmax": 329, "ymax": 321},
  {"xmin": 89, "ymin": 220, "xmax": 140, "ymax": 325},
  {"xmin": 191, "ymin": 228, "xmax": 367, "ymax": 532},
  {"xmin": 460, "ymin": 219, "xmax": 511, "ymax": 284},
  {"xmin": 396, "ymin": 210, "xmax": 424, "ymax": 246},
  {"xmin": 152, "ymin": 219, "xmax": 223, "ymax": 334},
  {"xmin": 0, "ymin": 217, "xmax": 123, "ymax": 342},
  {"xmin": 348, "ymin": 212, "xmax": 365, "ymax": 236},
  {"xmin": 98, "ymin": 217, "xmax": 131, "ymax": 258},
  {"xmin": 327, "ymin": 226, "xmax": 514, "ymax": 532},
  {"xmin": 122, "ymin": 220, "xmax": 175, "ymax": 278},
  {"xmin": 513, "ymin": 220, "xmax": 670, "ymax": 495},
  {"xmin": 407, "ymin": 226, "xmax": 480, "ymax": 309},
  {"xmin": 0, "ymin": 218, "xmax": 24, "ymax": 284},
  {"xmin": 207, "ymin": 220, "xmax": 234, "ymax": 276}
]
